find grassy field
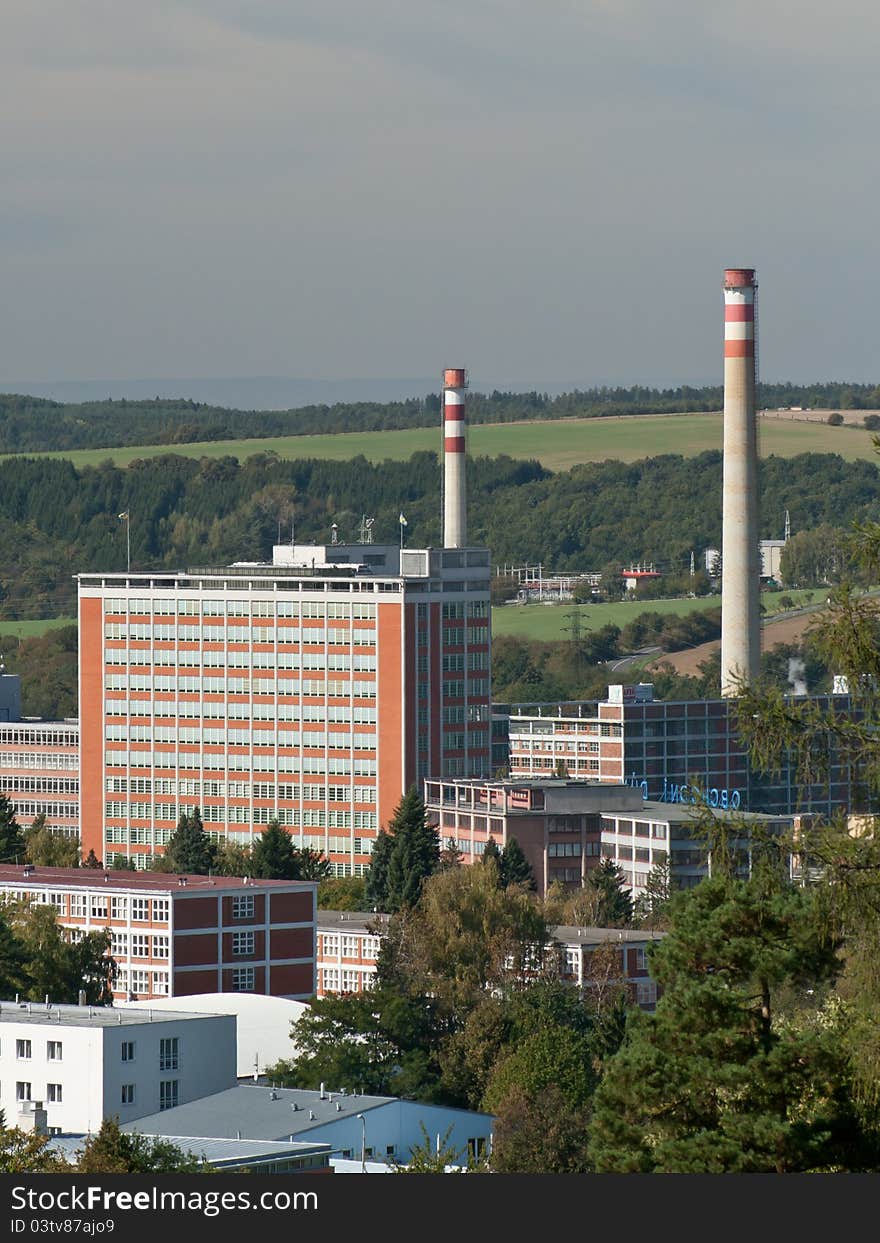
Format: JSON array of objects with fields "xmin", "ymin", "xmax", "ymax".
[
  {"xmin": 6, "ymin": 413, "xmax": 878, "ymax": 473},
  {"xmin": 491, "ymin": 589, "xmax": 825, "ymax": 641},
  {"xmin": 0, "ymin": 617, "xmax": 76, "ymax": 639}
]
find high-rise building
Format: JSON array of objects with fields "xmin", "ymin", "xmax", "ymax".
[{"xmin": 78, "ymin": 541, "xmax": 491, "ymax": 872}]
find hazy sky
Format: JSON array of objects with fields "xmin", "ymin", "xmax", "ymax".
[{"xmin": 2, "ymin": 1, "xmax": 879, "ymax": 388}]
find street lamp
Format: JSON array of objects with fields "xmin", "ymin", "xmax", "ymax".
[{"xmin": 356, "ymin": 1113, "xmax": 366, "ymax": 1173}]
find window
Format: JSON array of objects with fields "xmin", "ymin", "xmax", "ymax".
[
  {"xmin": 159, "ymin": 1037, "xmax": 179, "ymax": 1072},
  {"xmin": 121, "ymin": 1084, "xmax": 136, "ymax": 1105},
  {"xmin": 232, "ymin": 931, "xmax": 255, "ymax": 957},
  {"xmin": 341, "ymin": 935, "xmax": 359, "ymax": 959},
  {"xmin": 46, "ymin": 1041, "xmax": 62, "ymax": 1062},
  {"xmin": 46, "ymin": 1083, "xmax": 62, "ymax": 1103},
  {"xmin": 110, "ymin": 896, "xmax": 128, "ymax": 920},
  {"xmin": 131, "ymin": 898, "xmax": 150, "ymax": 922},
  {"xmin": 232, "ymin": 894, "xmax": 255, "ymax": 921},
  {"xmin": 159, "ymin": 1081, "xmax": 179, "ymax": 1111},
  {"xmin": 16, "ymin": 1040, "xmax": 31, "ymax": 1060},
  {"xmin": 131, "ymin": 934, "xmax": 150, "ymax": 958},
  {"xmin": 16, "ymin": 1082, "xmax": 31, "ymax": 1102},
  {"xmin": 121, "ymin": 1041, "xmax": 136, "ymax": 1062},
  {"xmin": 232, "ymin": 967, "xmax": 255, "ymax": 992}
]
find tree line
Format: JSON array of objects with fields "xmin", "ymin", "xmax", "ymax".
[
  {"xmin": 2, "ymin": 381, "xmax": 879, "ymax": 455},
  {"xmin": 0, "ymin": 448, "xmax": 877, "ymax": 621}
]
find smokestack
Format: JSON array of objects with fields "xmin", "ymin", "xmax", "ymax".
[
  {"xmin": 721, "ymin": 268, "xmax": 760, "ymax": 696},
  {"xmin": 443, "ymin": 367, "xmax": 467, "ymax": 547}
]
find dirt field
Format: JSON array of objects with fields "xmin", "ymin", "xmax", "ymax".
[{"xmin": 646, "ymin": 610, "xmax": 824, "ymax": 677}]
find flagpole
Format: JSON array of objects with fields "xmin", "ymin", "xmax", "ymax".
[{"xmin": 126, "ymin": 513, "xmax": 131, "ymax": 574}]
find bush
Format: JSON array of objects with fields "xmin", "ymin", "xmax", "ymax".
[
  {"xmin": 864, "ymin": 414, "xmax": 880, "ymax": 431},
  {"xmin": 827, "ymin": 412, "xmax": 844, "ymax": 426}
]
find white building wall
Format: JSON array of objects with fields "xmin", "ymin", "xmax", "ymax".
[
  {"xmin": 0, "ymin": 1012, "xmax": 236, "ymax": 1134},
  {"xmin": 302, "ymin": 1101, "xmax": 492, "ymax": 1166}
]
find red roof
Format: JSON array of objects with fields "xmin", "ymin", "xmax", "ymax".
[{"xmin": 0, "ymin": 865, "xmax": 314, "ymax": 893}]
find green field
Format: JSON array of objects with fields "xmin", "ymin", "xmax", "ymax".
[
  {"xmin": 491, "ymin": 590, "xmax": 824, "ymax": 641},
  {"xmin": 0, "ymin": 617, "xmax": 76, "ymax": 639},
  {"xmin": 5, "ymin": 413, "xmax": 878, "ymax": 474}
]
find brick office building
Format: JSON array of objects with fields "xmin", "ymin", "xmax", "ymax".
[
  {"xmin": 0, "ymin": 866, "xmax": 316, "ymax": 1001},
  {"xmin": 78, "ymin": 541, "xmax": 491, "ymax": 875}
]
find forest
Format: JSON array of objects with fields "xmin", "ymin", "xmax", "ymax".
[
  {"xmin": 0, "ymin": 379, "xmax": 879, "ymax": 454},
  {"xmin": 0, "ymin": 448, "xmax": 875, "ymax": 623}
]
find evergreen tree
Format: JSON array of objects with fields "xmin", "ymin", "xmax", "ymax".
[
  {"xmin": 365, "ymin": 829, "xmax": 393, "ymax": 911},
  {"xmin": 293, "ymin": 847, "xmax": 332, "ymax": 881},
  {"xmin": 250, "ymin": 821, "xmax": 298, "ymax": 879},
  {"xmin": 0, "ymin": 794, "xmax": 25, "ymax": 864},
  {"xmin": 384, "ymin": 787, "xmax": 440, "ymax": 913},
  {"xmin": 587, "ymin": 875, "xmax": 878, "ymax": 1173},
  {"xmin": 633, "ymin": 856, "xmax": 672, "ymax": 929},
  {"xmin": 163, "ymin": 809, "xmax": 217, "ymax": 875},
  {"xmin": 440, "ymin": 836, "xmax": 464, "ymax": 869},
  {"xmin": 82, "ymin": 848, "xmax": 102, "ymax": 869},
  {"xmin": 500, "ymin": 838, "xmax": 536, "ymax": 891},
  {"xmin": 588, "ymin": 859, "xmax": 634, "ymax": 927},
  {"xmin": 0, "ymin": 907, "xmax": 30, "ymax": 998},
  {"xmin": 482, "ymin": 836, "xmax": 502, "ymax": 874}
]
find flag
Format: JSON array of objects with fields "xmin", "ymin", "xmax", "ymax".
[
  {"xmin": 399, "ymin": 513, "xmax": 407, "ymax": 526},
  {"xmin": 118, "ymin": 511, "xmax": 129, "ymax": 520}
]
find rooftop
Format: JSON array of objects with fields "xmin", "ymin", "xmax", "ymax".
[
  {"xmin": 0, "ymin": 1001, "xmax": 224, "ymax": 1029},
  {"xmin": 316, "ymin": 910, "xmax": 389, "ymax": 933},
  {"xmin": 550, "ymin": 925, "xmax": 666, "ymax": 945},
  {"xmin": 51, "ymin": 1134, "xmax": 330, "ymax": 1168},
  {"xmin": 0, "ymin": 865, "xmax": 315, "ymax": 892},
  {"xmin": 121, "ymin": 1084, "xmax": 399, "ymax": 1141}
]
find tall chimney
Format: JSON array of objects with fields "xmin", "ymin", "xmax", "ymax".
[
  {"xmin": 720, "ymin": 267, "xmax": 760, "ymax": 695},
  {"xmin": 443, "ymin": 367, "xmax": 467, "ymax": 547}
]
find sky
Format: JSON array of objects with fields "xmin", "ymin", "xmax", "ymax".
[{"xmin": 2, "ymin": 1, "xmax": 879, "ymax": 393}]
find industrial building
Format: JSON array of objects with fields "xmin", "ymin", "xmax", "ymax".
[
  {"xmin": 0, "ymin": 865, "xmax": 317, "ymax": 1001},
  {"xmin": 505, "ymin": 682, "xmax": 862, "ymax": 819}
]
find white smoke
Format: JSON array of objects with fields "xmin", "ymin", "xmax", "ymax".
[{"xmin": 788, "ymin": 656, "xmax": 808, "ymax": 696}]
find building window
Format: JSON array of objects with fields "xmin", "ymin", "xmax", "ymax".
[
  {"xmin": 152, "ymin": 936, "xmax": 169, "ymax": 959},
  {"xmin": 340, "ymin": 935, "xmax": 359, "ymax": 959},
  {"xmin": 46, "ymin": 1041, "xmax": 62, "ymax": 1062},
  {"xmin": 46, "ymin": 1083, "xmax": 63, "ymax": 1103},
  {"xmin": 131, "ymin": 934, "xmax": 150, "ymax": 958},
  {"xmin": 232, "ymin": 894, "xmax": 255, "ymax": 921},
  {"xmin": 16, "ymin": 1040, "xmax": 32, "ymax": 1060},
  {"xmin": 131, "ymin": 898, "xmax": 150, "ymax": 922},
  {"xmin": 110, "ymin": 896, "xmax": 128, "ymax": 919},
  {"xmin": 121, "ymin": 1041, "xmax": 136, "ymax": 1062},
  {"xmin": 232, "ymin": 931, "xmax": 255, "ymax": 957},
  {"xmin": 159, "ymin": 1037, "xmax": 179, "ymax": 1072},
  {"xmin": 16, "ymin": 1082, "xmax": 32, "ymax": 1102},
  {"xmin": 159, "ymin": 1081, "xmax": 179, "ymax": 1111},
  {"xmin": 121, "ymin": 1084, "xmax": 135, "ymax": 1106},
  {"xmin": 232, "ymin": 967, "xmax": 256, "ymax": 992}
]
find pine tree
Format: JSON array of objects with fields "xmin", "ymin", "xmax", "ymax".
[
  {"xmin": 500, "ymin": 838, "xmax": 536, "ymax": 891},
  {"xmin": 0, "ymin": 907, "xmax": 30, "ymax": 998},
  {"xmin": 251, "ymin": 821, "xmax": 298, "ymax": 879},
  {"xmin": 83, "ymin": 848, "xmax": 102, "ymax": 869},
  {"xmin": 293, "ymin": 847, "xmax": 332, "ymax": 881},
  {"xmin": 0, "ymin": 794, "xmax": 25, "ymax": 864},
  {"xmin": 482, "ymin": 836, "xmax": 502, "ymax": 872},
  {"xmin": 383, "ymin": 787, "xmax": 440, "ymax": 914},
  {"xmin": 163, "ymin": 809, "xmax": 217, "ymax": 875},
  {"xmin": 633, "ymin": 857, "xmax": 671, "ymax": 929},
  {"xmin": 365, "ymin": 829, "xmax": 393, "ymax": 911},
  {"xmin": 588, "ymin": 875, "xmax": 878, "ymax": 1173},
  {"xmin": 588, "ymin": 859, "xmax": 633, "ymax": 927}
]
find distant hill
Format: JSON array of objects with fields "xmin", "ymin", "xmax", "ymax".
[{"xmin": 0, "ymin": 381, "xmax": 877, "ymax": 456}]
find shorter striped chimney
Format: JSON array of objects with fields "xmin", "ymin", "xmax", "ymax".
[{"xmin": 443, "ymin": 368, "xmax": 467, "ymax": 548}]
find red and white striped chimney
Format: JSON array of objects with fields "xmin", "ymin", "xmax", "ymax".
[
  {"xmin": 720, "ymin": 268, "xmax": 760, "ymax": 696},
  {"xmin": 443, "ymin": 368, "xmax": 467, "ymax": 548}
]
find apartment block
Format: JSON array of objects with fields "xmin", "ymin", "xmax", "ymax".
[
  {"xmin": 0, "ymin": 1001, "xmax": 236, "ymax": 1134},
  {"xmin": 0, "ymin": 865, "xmax": 316, "ymax": 1001},
  {"xmin": 0, "ymin": 718, "xmax": 79, "ymax": 837},
  {"xmin": 78, "ymin": 541, "xmax": 491, "ymax": 875}
]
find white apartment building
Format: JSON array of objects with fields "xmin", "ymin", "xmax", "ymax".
[{"xmin": 0, "ymin": 1001, "xmax": 236, "ymax": 1134}]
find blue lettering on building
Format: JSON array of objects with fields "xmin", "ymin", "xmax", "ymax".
[{"xmin": 628, "ymin": 774, "xmax": 740, "ymax": 810}]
